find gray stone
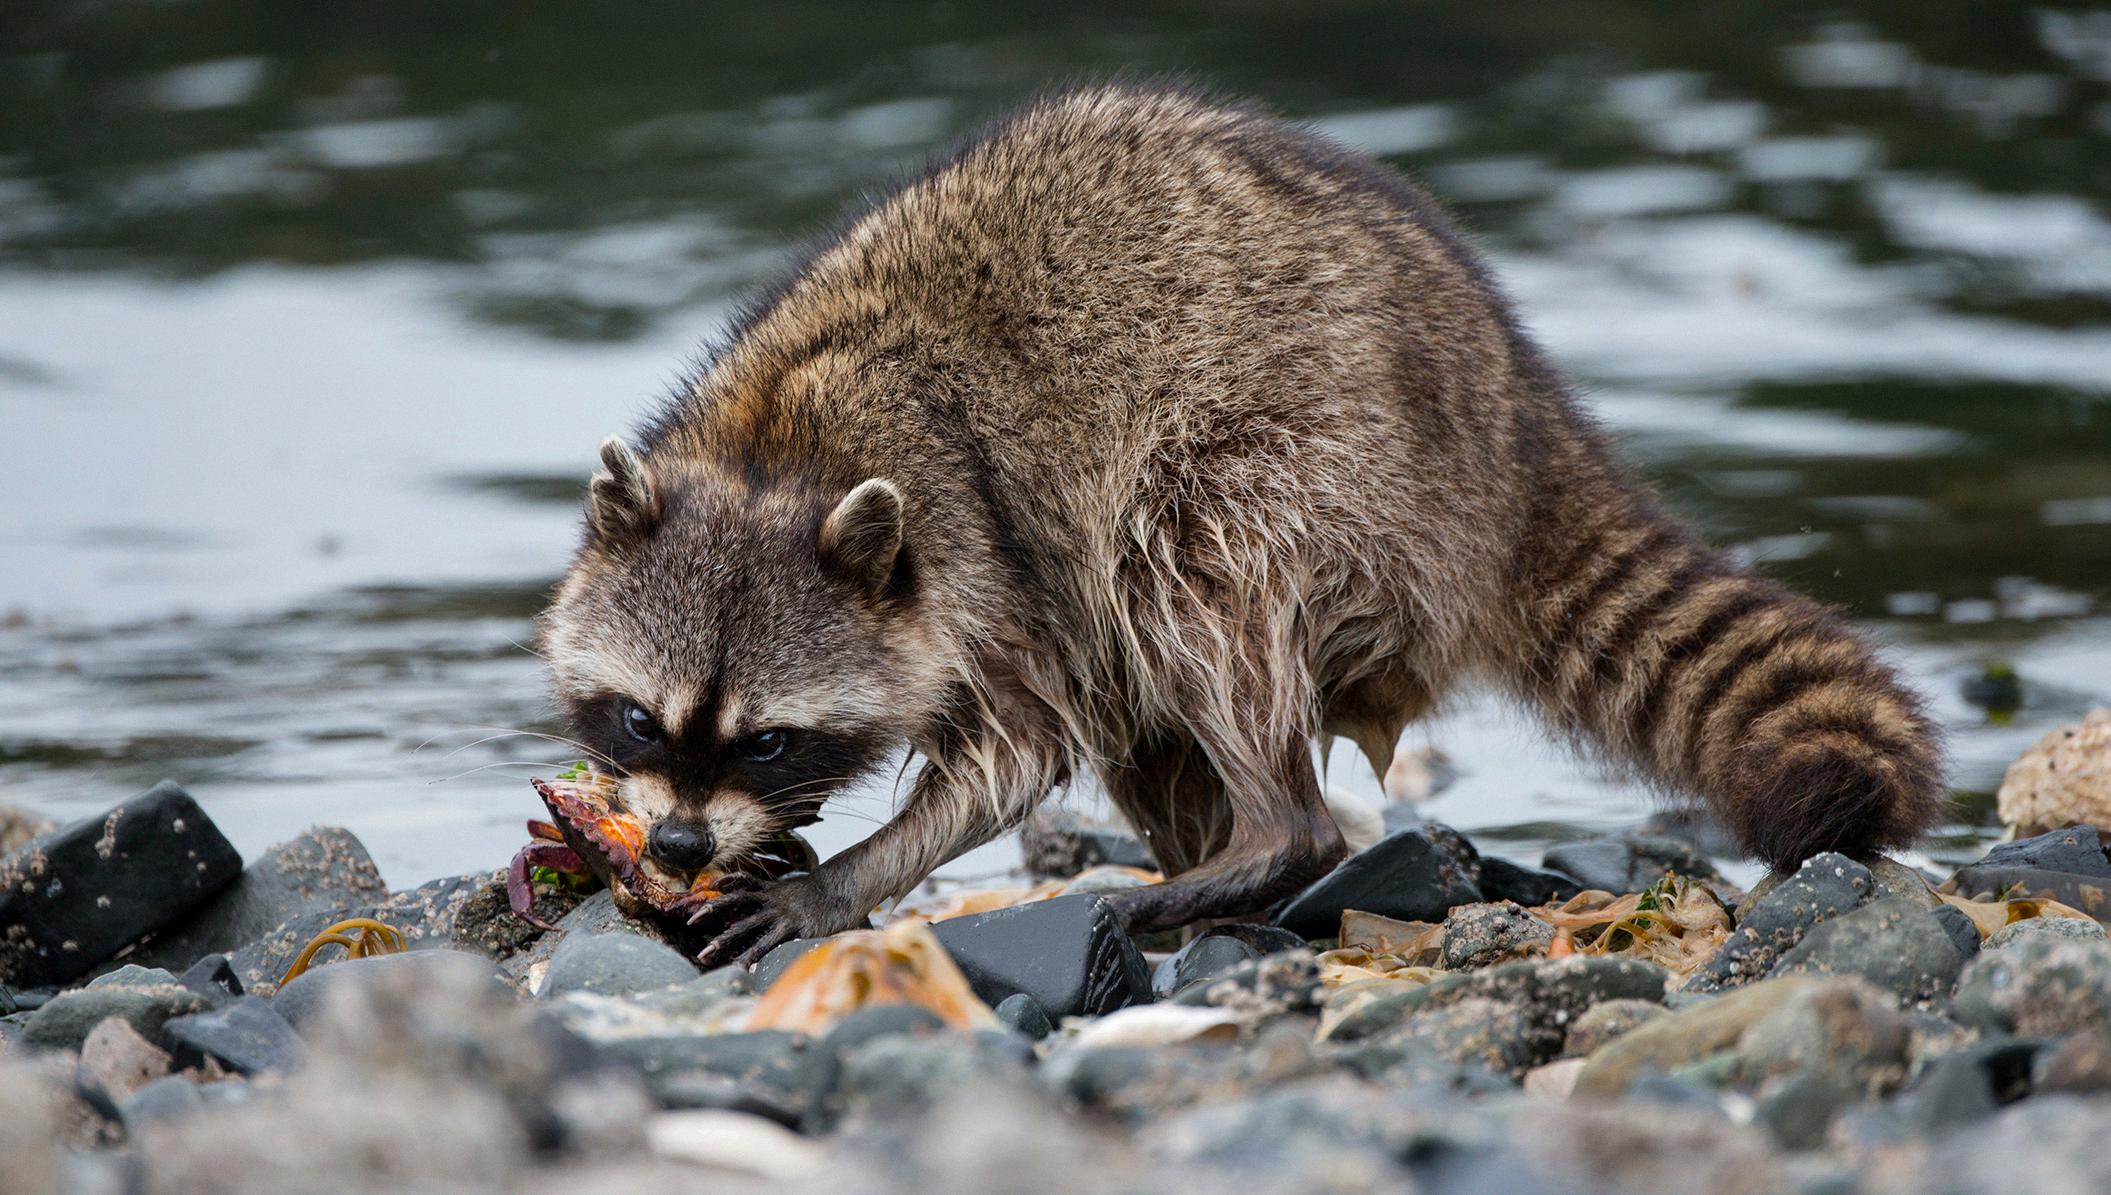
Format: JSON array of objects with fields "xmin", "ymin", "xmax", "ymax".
[
  {"xmin": 993, "ymin": 992, "xmax": 1051, "ymax": 1041},
  {"xmin": 750, "ymin": 936, "xmax": 829, "ymax": 991},
  {"xmin": 1977, "ymin": 826, "xmax": 2111, "ymax": 878},
  {"xmin": 826, "ymin": 1028, "xmax": 1033, "ymax": 1130},
  {"xmin": 1574, "ymin": 978, "xmax": 1816, "ymax": 1097},
  {"xmin": 541, "ymin": 930, "xmax": 698, "ymax": 999},
  {"xmin": 1985, "ymin": 916, "xmax": 2106, "ymax": 950},
  {"xmin": 22, "ymin": 966, "xmax": 208, "ymax": 1051},
  {"xmin": 930, "ymin": 894, "xmax": 1151, "ymax": 1017},
  {"xmin": 75, "ymin": 1016, "xmax": 170, "ymax": 1103},
  {"xmin": 163, "ymin": 997, "xmax": 303, "ymax": 1074},
  {"xmin": 1326, "ymin": 956, "xmax": 1668, "ymax": 1068},
  {"xmin": 118, "ymin": 1075, "xmax": 206, "ymax": 1131},
  {"xmin": 1754, "ymin": 1067, "xmax": 1860, "ymax": 1149},
  {"xmin": 1773, "ymin": 896, "xmax": 1966, "ymax": 1003},
  {"xmin": 1944, "ymin": 865, "xmax": 2111, "ymax": 920},
  {"xmin": 1687, "ymin": 852, "xmax": 1874, "ymax": 992},
  {"xmin": 1272, "ymin": 828, "xmax": 1481, "ymax": 937},
  {"xmin": 451, "ymin": 877, "xmax": 582, "ymax": 961},
  {"xmin": 227, "ymin": 873, "xmax": 500, "ymax": 997},
  {"xmin": 1563, "ymin": 998, "xmax": 1665, "ymax": 1058},
  {"xmin": 0, "ymin": 781, "xmax": 243, "ymax": 988},
  {"xmin": 1386, "ymin": 996, "xmax": 1537, "ymax": 1077},
  {"xmin": 1171, "ymin": 949, "xmax": 1324, "ymax": 1019},
  {"xmin": 500, "ymin": 888, "xmax": 684, "ymax": 986},
  {"xmin": 1441, "ymin": 901, "xmax": 1554, "ymax": 970},
  {"xmin": 127, "ymin": 827, "xmax": 386, "ymax": 972},
  {"xmin": 272, "ymin": 949, "xmax": 518, "ymax": 1032},
  {"xmin": 1953, "ymin": 936, "xmax": 2111, "ymax": 1039},
  {"xmin": 1931, "ymin": 903, "xmax": 1982, "ymax": 960},
  {"xmin": 598, "ymin": 1029, "xmax": 830, "ymax": 1121},
  {"xmin": 1732, "ymin": 977, "xmax": 1910, "ymax": 1092}
]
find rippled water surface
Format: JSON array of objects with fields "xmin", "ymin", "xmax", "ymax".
[{"xmin": 5, "ymin": 3, "xmax": 2109, "ymax": 887}]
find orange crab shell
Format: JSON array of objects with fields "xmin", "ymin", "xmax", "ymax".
[{"xmin": 530, "ymin": 775, "xmax": 725, "ymax": 914}]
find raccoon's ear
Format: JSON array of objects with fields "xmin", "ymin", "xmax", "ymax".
[
  {"xmin": 818, "ymin": 478, "xmax": 905, "ymax": 596},
  {"xmin": 588, "ymin": 435, "xmax": 659, "ymax": 543}
]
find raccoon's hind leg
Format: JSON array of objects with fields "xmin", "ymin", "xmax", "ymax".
[
  {"xmin": 1100, "ymin": 729, "xmax": 1233, "ymax": 877},
  {"xmin": 1097, "ymin": 730, "xmax": 1342, "ymax": 937}
]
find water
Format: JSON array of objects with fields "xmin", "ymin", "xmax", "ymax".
[{"xmin": 4, "ymin": 4, "xmax": 2108, "ymax": 890}]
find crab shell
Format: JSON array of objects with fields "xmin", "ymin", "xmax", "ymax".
[{"xmin": 528, "ymin": 775, "xmax": 818, "ymax": 920}]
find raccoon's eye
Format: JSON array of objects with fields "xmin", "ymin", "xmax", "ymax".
[
  {"xmin": 621, "ymin": 702, "xmax": 661, "ymax": 743},
  {"xmin": 739, "ymin": 729, "xmax": 789, "ymax": 762}
]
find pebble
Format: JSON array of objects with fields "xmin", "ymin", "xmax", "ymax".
[
  {"xmin": 1325, "ymin": 956, "xmax": 1667, "ymax": 1065},
  {"xmin": 1440, "ymin": 900, "xmax": 1554, "ymax": 970},
  {"xmin": 993, "ymin": 992, "xmax": 1052, "ymax": 1040},
  {"xmin": 1152, "ymin": 932, "xmax": 1260, "ymax": 998},
  {"xmin": 1983, "ymin": 915, "xmax": 2106, "ymax": 950},
  {"xmin": 540, "ymin": 929, "xmax": 699, "ymax": 998},
  {"xmin": 0, "ymin": 782, "xmax": 243, "ymax": 988},
  {"xmin": 1574, "ymin": 977, "xmax": 1815, "ymax": 1097},
  {"xmin": 75, "ymin": 1017, "xmax": 170, "ymax": 1103},
  {"xmin": 1731, "ymin": 977, "xmax": 1910, "ymax": 1092},
  {"xmin": 645, "ymin": 1108, "xmax": 822, "ymax": 1180},
  {"xmin": 162, "ymin": 996, "xmax": 304, "ymax": 1074},
  {"xmin": 1686, "ymin": 852, "xmax": 1874, "ymax": 992},
  {"xmin": 1953, "ymin": 935, "xmax": 2111, "ymax": 1039},
  {"xmin": 929, "ymin": 894, "xmax": 1151, "ymax": 1018},
  {"xmin": 1977, "ymin": 825, "xmax": 2111, "ymax": 878},
  {"xmin": 271, "ymin": 949, "xmax": 518, "ymax": 1031},
  {"xmin": 22, "ymin": 966, "xmax": 208, "ymax": 1051},
  {"xmin": 1772, "ymin": 895, "xmax": 1966, "ymax": 1003},
  {"xmin": 1272, "ymin": 827, "xmax": 1481, "ymax": 936},
  {"xmin": 1563, "ymin": 997, "xmax": 1665, "ymax": 1057},
  {"xmin": 1020, "ymin": 809, "xmax": 1156, "ymax": 877},
  {"xmin": 126, "ymin": 826, "xmax": 386, "ymax": 972},
  {"xmin": 1477, "ymin": 856, "xmax": 1583, "ymax": 906}
]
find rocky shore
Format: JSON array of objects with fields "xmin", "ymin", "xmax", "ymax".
[{"xmin": 5, "ymin": 769, "xmax": 2111, "ymax": 1194}]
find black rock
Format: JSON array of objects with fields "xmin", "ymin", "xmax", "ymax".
[
  {"xmin": 1686, "ymin": 852, "xmax": 1874, "ymax": 992},
  {"xmin": 750, "ymin": 936, "xmax": 830, "ymax": 991},
  {"xmin": 1477, "ymin": 856, "xmax": 1583, "ymax": 906},
  {"xmin": 1943, "ymin": 865, "xmax": 2111, "ymax": 920},
  {"xmin": 1272, "ymin": 828, "xmax": 1481, "ymax": 937},
  {"xmin": 227, "ymin": 874, "xmax": 496, "ymax": 996},
  {"xmin": 540, "ymin": 930, "xmax": 699, "ymax": 999},
  {"xmin": 1772, "ymin": 896, "xmax": 1966, "ymax": 1003},
  {"xmin": 1153, "ymin": 933, "xmax": 1260, "ymax": 998},
  {"xmin": 1190, "ymin": 923, "xmax": 1307, "ymax": 957},
  {"xmin": 929, "ymin": 894, "xmax": 1151, "ymax": 1018},
  {"xmin": 1931, "ymin": 903, "xmax": 1983, "ymax": 960},
  {"xmin": 0, "ymin": 781, "xmax": 243, "ymax": 988},
  {"xmin": 162, "ymin": 996, "xmax": 304, "ymax": 1074},
  {"xmin": 179, "ymin": 953, "xmax": 244, "ymax": 1004},
  {"xmin": 1020, "ymin": 809, "xmax": 1155, "ymax": 877},
  {"xmin": 993, "ymin": 992, "xmax": 1052, "ymax": 1040},
  {"xmin": 1976, "ymin": 826, "xmax": 2111, "ymax": 879},
  {"xmin": 1542, "ymin": 835, "xmax": 1722, "ymax": 895},
  {"xmin": 271, "ymin": 949, "xmax": 517, "ymax": 1032},
  {"xmin": 126, "ymin": 826, "xmax": 386, "ymax": 972},
  {"xmin": 1170, "ymin": 950, "xmax": 1324, "ymax": 1016}
]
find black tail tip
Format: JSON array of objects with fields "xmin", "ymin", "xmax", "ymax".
[{"xmin": 1729, "ymin": 743, "xmax": 1946, "ymax": 872}]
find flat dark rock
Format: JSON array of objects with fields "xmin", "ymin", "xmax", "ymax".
[
  {"xmin": 929, "ymin": 893, "xmax": 1150, "ymax": 1017},
  {"xmin": 1477, "ymin": 857, "xmax": 1583, "ymax": 907},
  {"xmin": 1975, "ymin": 826, "xmax": 2111, "ymax": 879},
  {"xmin": 1687, "ymin": 853, "xmax": 1874, "ymax": 993},
  {"xmin": 1273, "ymin": 828, "xmax": 1481, "ymax": 937},
  {"xmin": 0, "ymin": 781, "xmax": 243, "ymax": 988},
  {"xmin": 1945, "ymin": 865, "xmax": 2111, "ymax": 921},
  {"xmin": 127, "ymin": 826, "xmax": 386, "ymax": 972},
  {"xmin": 163, "ymin": 995, "xmax": 304, "ymax": 1074}
]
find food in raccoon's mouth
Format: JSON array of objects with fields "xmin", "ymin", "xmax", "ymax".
[{"xmin": 507, "ymin": 764, "xmax": 818, "ymax": 928}]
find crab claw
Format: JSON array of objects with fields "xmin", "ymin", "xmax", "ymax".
[{"xmin": 507, "ymin": 840, "xmax": 587, "ymax": 931}]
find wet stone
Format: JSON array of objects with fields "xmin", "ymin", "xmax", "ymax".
[
  {"xmin": 117, "ymin": 1075, "xmax": 207, "ymax": 1131},
  {"xmin": 230, "ymin": 875, "xmax": 503, "ymax": 997},
  {"xmin": 750, "ymin": 936, "xmax": 829, "ymax": 991},
  {"xmin": 1170, "ymin": 949, "xmax": 1324, "ymax": 1019},
  {"xmin": 1387, "ymin": 996, "xmax": 1537, "ymax": 1078},
  {"xmin": 22, "ymin": 966, "xmax": 208, "ymax": 1051},
  {"xmin": 540, "ymin": 929, "xmax": 699, "ymax": 999},
  {"xmin": 1153, "ymin": 933, "xmax": 1260, "ymax": 998},
  {"xmin": 1944, "ymin": 865, "xmax": 2111, "ymax": 921},
  {"xmin": 1686, "ymin": 852, "xmax": 1874, "ymax": 992},
  {"xmin": 1976, "ymin": 825, "xmax": 2111, "ymax": 878},
  {"xmin": 452, "ymin": 877, "xmax": 583, "ymax": 961},
  {"xmin": 1952, "ymin": 936, "xmax": 2111, "ymax": 1039},
  {"xmin": 1327, "ymin": 956, "xmax": 1668, "ymax": 1067},
  {"xmin": 1272, "ymin": 828, "xmax": 1481, "ymax": 937},
  {"xmin": 1730, "ymin": 977, "xmax": 1909, "ymax": 1093},
  {"xmin": 1541, "ymin": 835, "xmax": 1722, "ymax": 896},
  {"xmin": 127, "ymin": 826, "xmax": 386, "ymax": 973},
  {"xmin": 0, "ymin": 781, "xmax": 244, "ymax": 988},
  {"xmin": 75, "ymin": 1017, "xmax": 170, "ymax": 1104},
  {"xmin": 1931, "ymin": 903, "xmax": 1983, "ymax": 960},
  {"xmin": 1772, "ymin": 896, "xmax": 1966, "ymax": 1003},
  {"xmin": 601, "ymin": 1029, "xmax": 831, "ymax": 1122},
  {"xmin": 1441, "ymin": 901, "xmax": 1554, "ymax": 971},
  {"xmin": 1477, "ymin": 856, "xmax": 1584, "ymax": 907},
  {"xmin": 179, "ymin": 953, "xmax": 243, "ymax": 1005},
  {"xmin": 1574, "ymin": 977, "xmax": 1815, "ymax": 1097},
  {"xmin": 993, "ymin": 992, "xmax": 1051, "ymax": 1041},
  {"xmin": 930, "ymin": 894, "xmax": 1151, "ymax": 1018},
  {"xmin": 162, "ymin": 996, "xmax": 303, "ymax": 1075},
  {"xmin": 826, "ymin": 1027, "xmax": 1034, "ymax": 1130},
  {"xmin": 1984, "ymin": 916, "xmax": 2106, "ymax": 951}
]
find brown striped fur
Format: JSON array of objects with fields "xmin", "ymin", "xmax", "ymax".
[{"xmin": 540, "ymin": 83, "xmax": 1944, "ymax": 962}]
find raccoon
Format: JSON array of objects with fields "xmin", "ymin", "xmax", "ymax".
[{"xmin": 541, "ymin": 83, "xmax": 1943, "ymax": 964}]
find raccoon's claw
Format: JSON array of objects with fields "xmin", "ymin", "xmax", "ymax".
[{"xmin": 688, "ymin": 878, "xmax": 828, "ymax": 969}]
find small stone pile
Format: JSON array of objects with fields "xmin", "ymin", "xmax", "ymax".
[{"xmin": 3, "ymin": 781, "xmax": 2110, "ymax": 1195}]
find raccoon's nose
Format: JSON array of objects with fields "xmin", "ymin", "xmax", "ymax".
[{"xmin": 647, "ymin": 820, "xmax": 716, "ymax": 871}]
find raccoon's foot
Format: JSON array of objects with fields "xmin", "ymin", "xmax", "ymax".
[{"xmin": 688, "ymin": 874, "xmax": 865, "ymax": 968}]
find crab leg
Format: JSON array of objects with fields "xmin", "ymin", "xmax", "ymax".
[{"xmin": 507, "ymin": 840, "xmax": 587, "ymax": 930}]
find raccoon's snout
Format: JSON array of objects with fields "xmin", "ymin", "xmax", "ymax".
[{"xmin": 647, "ymin": 819, "xmax": 716, "ymax": 871}]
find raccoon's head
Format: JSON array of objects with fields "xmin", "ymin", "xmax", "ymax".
[{"xmin": 541, "ymin": 436, "xmax": 945, "ymax": 876}]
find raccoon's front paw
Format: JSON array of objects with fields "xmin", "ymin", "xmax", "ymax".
[{"xmin": 687, "ymin": 874, "xmax": 861, "ymax": 968}]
